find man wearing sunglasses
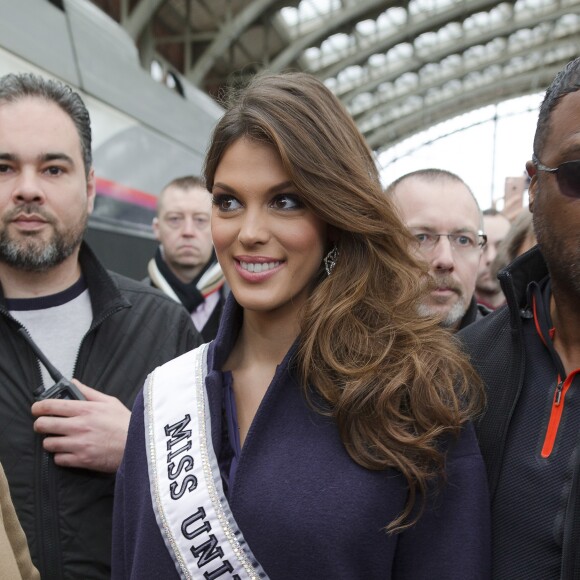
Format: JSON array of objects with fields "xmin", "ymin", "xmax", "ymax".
[
  {"xmin": 388, "ymin": 168, "xmax": 489, "ymax": 331},
  {"xmin": 460, "ymin": 56, "xmax": 580, "ymax": 579}
]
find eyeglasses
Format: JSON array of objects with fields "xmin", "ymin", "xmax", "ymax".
[
  {"xmin": 532, "ymin": 154, "xmax": 580, "ymax": 199},
  {"xmin": 412, "ymin": 231, "xmax": 487, "ymax": 253}
]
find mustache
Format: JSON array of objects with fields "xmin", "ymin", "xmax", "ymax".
[
  {"xmin": 4, "ymin": 204, "xmax": 55, "ymax": 225},
  {"xmin": 429, "ymin": 273, "xmax": 463, "ymax": 296}
]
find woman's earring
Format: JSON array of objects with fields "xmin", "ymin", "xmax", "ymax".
[{"xmin": 324, "ymin": 245, "xmax": 339, "ymax": 276}]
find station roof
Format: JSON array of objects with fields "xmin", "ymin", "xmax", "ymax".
[{"xmin": 90, "ymin": 0, "xmax": 580, "ymax": 152}]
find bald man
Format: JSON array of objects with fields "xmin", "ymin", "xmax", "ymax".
[{"xmin": 388, "ymin": 169, "xmax": 489, "ymax": 331}]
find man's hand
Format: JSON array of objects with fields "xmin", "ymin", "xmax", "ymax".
[{"xmin": 31, "ymin": 380, "xmax": 131, "ymax": 473}]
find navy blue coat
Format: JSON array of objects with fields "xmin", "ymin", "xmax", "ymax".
[{"xmin": 113, "ymin": 297, "xmax": 491, "ymax": 579}]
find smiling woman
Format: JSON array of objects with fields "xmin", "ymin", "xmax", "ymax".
[
  {"xmin": 113, "ymin": 72, "xmax": 491, "ymax": 580},
  {"xmin": 210, "ymin": 137, "xmax": 327, "ymax": 323}
]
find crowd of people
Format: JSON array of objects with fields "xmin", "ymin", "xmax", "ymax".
[{"xmin": 0, "ymin": 53, "xmax": 578, "ymax": 580}]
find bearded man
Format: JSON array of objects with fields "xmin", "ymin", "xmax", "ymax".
[{"xmin": 0, "ymin": 72, "xmax": 200, "ymax": 579}]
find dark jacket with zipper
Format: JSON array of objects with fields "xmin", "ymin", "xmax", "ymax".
[
  {"xmin": 459, "ymin": 245, "xmax": 580, "ymax": 579},
  {"xmin": 0, "ymin": 243, "xmax": 201, "ymax": 580}
]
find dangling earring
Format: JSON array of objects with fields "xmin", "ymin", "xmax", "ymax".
[{"xmin": 324, "ymin": 245, "xmax": 339, "ymax": 276}]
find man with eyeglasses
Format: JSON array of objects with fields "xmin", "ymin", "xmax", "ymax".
[
  {"xmin": 460, "ymin": 56, "xmax": 580, "ymax": 579},
  {"xmin": 387, "ymin": 168, "xmax": 489, "ymax": 331},
  {"xmin": 145, "ymin": 175, "xmax": 227, "ymax": 341}
]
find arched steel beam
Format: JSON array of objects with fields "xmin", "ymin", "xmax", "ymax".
[
  {"xmin": 358, "ymin": 56, "xmax": 550, "ymax": 134},
  {"xmin": 314, "ymin": 0, "xmax": 503, "ymax": 80},
  {"xmin": 268, "ymin": 0, "xmax": 393, "ymax": 72},
  {"xmin": 187, "ymin": 0, "xmax": 281, "ymax": 86},
  {"xmin": 366, "ymin": 64, "xmax": 564, "ymax": 151},
  {"xmin": 339, "ymin": 3, "xmax": 580, "ymax": 103},
  {"xmin": 124, "ymin": 0, "xmax": 165, "ymax": 42},
  {"xmin": 353, "ymin": 36, "xmax": 580, "ymax": 127}
]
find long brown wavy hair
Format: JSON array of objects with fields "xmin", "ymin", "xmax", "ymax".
[{"xmin": 203, "ymin": 72, "xmax": 483, "ymax": 531}]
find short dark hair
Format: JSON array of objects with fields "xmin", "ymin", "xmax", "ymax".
[
  {"xmin": 385, "ymin": 168, "xmax": 472, "ymax": 197},
  {"xmin": 0, "ymin": 73, "xmax": 92, "ymax": 175},
  {"xmin": 158, "ymin": 175, "xmax": 205, "ymax": 214},
  {"xmin": 534, "ymin": 57, "xmax": 580, "ymax": 157},
  {"xmin": 385, "ymin": 168, "xmax": 482, "ymax": 227},
  {"xmin": 162, "ymin": 175, "xmax": 204, "ymax": 192}
]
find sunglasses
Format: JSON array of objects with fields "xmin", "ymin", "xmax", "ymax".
[{"xmin": 532, "ymin": 154, "xmax": 580, "ymax": 199}]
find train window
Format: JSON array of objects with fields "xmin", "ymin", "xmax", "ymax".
[
  {"xmin": 166, "ymin": 72, "xmax": 184, "ymax": 97},
  {"xmin": 150, "ymin": 59, "xmax": 185, "ymax": 97},
  {"xmin": 47, "ymin": 0, "xmax": 65, "ymax": 10},
  {"xmin": 150, "ymin": 60, "xmax": 164, "ymax": 82}
]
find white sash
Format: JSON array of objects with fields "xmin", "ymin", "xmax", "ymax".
[{"xmin": 144, "ymin": 344, "xmax": 269, "ymax": 579}]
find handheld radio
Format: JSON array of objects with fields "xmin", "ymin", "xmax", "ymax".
[{"xmin": 18, "ymin": 328, "xmax": 86, "ymax": 401}]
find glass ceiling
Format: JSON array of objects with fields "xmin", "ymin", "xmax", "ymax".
[
  {"xmin": 84, "ymin": 0, "xmax": 580, "ymax": 211},
  {"xmin": 89, "ymin": 0, "xmax": 580, "ymax": 161},
  {"xmin": 276, "ymin": 0, "xmax": 580, "ymax": 152},
  {"xmin": 377, "ymin": 92, "xmax": 542, "ymax": 209}
]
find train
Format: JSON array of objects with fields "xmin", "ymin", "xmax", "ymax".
[{"xmin": 0, "ymin": 0, "xmax": 223, "ymax": 279}]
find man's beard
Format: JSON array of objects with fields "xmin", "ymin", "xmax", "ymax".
[
  {"xmin": 418, "ymin": 299, "xmax": 467, "ymax": 328},
  {"xmin": 0, "ymin": 205, "xmax": 88, "ymax": 272},
  {"xmin": 417, "ymin": 274, "xmax": 468, "ymax": 328}
]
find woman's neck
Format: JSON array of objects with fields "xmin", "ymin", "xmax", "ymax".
[
  {"xmin": 226, "ymin": 307, "xmax": 300, "ymax": 371},
  {"xmin": 223, "ymin": 306, "xmax": 302, "ymax": 447}
]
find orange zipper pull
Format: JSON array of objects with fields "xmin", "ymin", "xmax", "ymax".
[
  {"xmin": 542, "ymin": 377, "xmax": 572, "ymax": 458},
  {"xmin": 554, "ymin": 381, "xmax": 564, "ymax": 405}
]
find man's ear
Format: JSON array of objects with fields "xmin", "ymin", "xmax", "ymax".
[
  {"xmin": 525, "ymin": 160, "xmax": 537, "ymax": 213},
  {"xmin": 152, "ymin": 217, "xmax": 161, "ymax": 241},
  {"xmin": 86, "ymin": 168, "xmax": 96, "ymax": 214}
]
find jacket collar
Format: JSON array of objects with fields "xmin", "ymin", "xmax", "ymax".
[
  {"xmin": 78, "ymin": 242, "xmax": 131, "ymax": 320},
  {"xmin": 459, "ymin": 296, "xmax": 490, "ymax": 330},
  {"xmin": 205, "ymin": 294, "xmax": 242, "ymax": 460},
  {"xmin": 207, "ymin": 292, "xmax": 243, "ymax": 373},
  {"xmin": 0, "ymin": 241, "xmax": 131, "ymax": 321},
  {"xmin": 498, "ymin": 245, "xmax": 548, "ymax": 327}
]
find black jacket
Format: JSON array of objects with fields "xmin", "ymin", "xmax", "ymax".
[
  {"xmin": 0, "ymin": 243, "xmax": 201, "ymax": 580},
  {"xmin": 459, "ymin": 246, "xmax": 580, "ymax": 579},
  {"xmin": 459, "ymin": 296, "xmax": 491, "ymax": 330}
]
